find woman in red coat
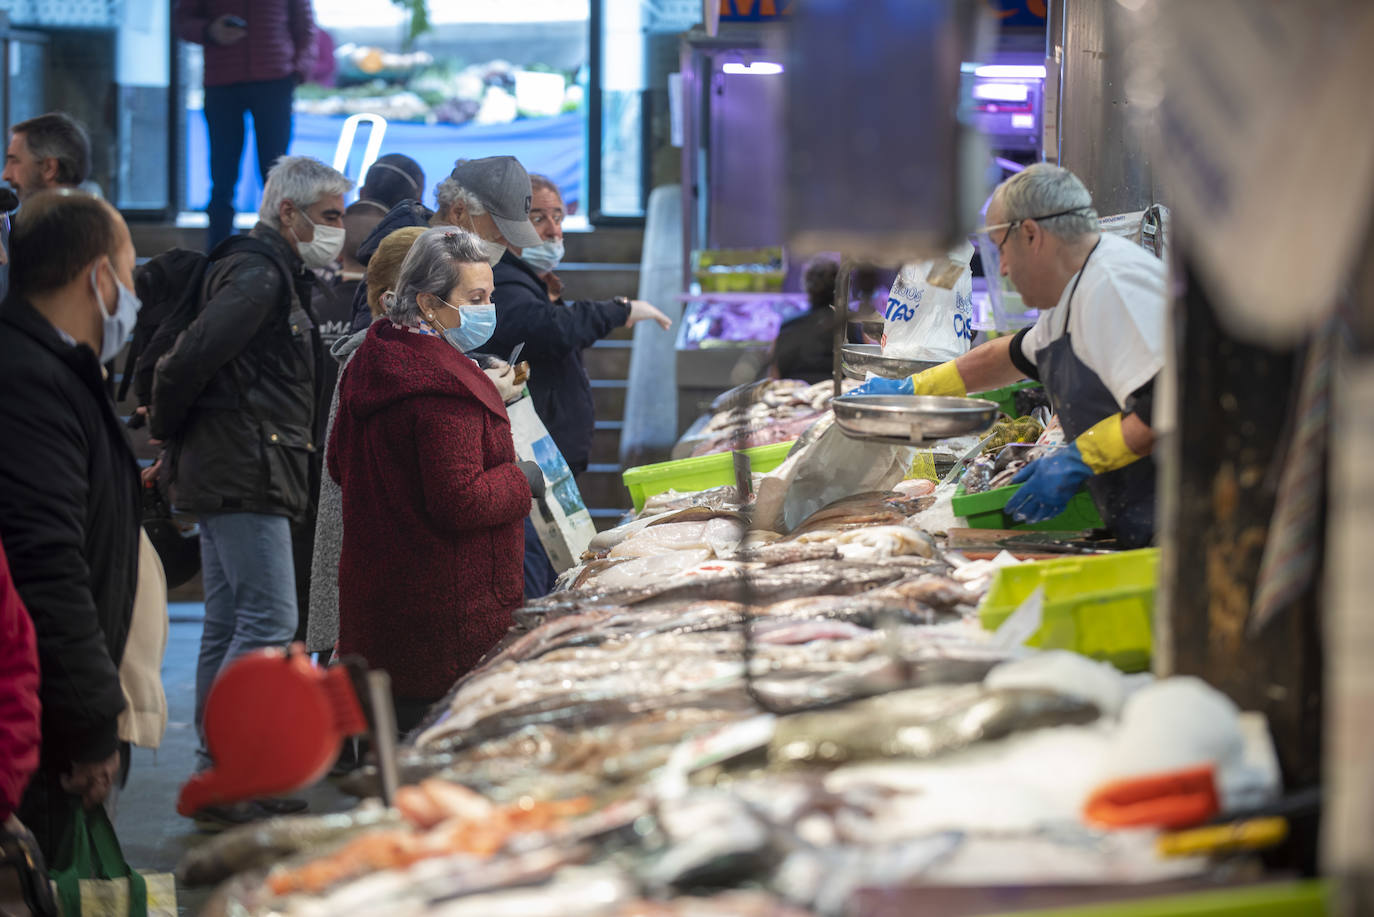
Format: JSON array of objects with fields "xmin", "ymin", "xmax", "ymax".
[
  {"xmin": 328, "ymin": 227, "xmax": 535, "ymax": 733},
  {"xmin": 0, "ymin": 537, "xmax": 41, "ymax": 825}
]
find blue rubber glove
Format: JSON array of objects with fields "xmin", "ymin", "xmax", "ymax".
[
  {"xmin": 849, "ymin": 375, "xmax": 914, "ymax": 396},
  {"xmin": 1003, "ymin": 443, "xmax": 1094, "ymax": 524}
]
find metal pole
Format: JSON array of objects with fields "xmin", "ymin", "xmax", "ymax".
[{"xmin": 832, "ymin": 258, "xmax": 852, "ymax": 398}]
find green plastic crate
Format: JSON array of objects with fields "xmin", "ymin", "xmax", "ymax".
[
  {"xmin": 971, "ymin": 380, "xmax": 1042, "ymax": 417},
  {"xmin": 982, "ymin": 880, "xmax": 1327, "ymax": 917},
  {"xmin": 952, "ymin": 481, "xmax": 1105, "ymax": 532},
  {"xmin": 622, "ymin": 440, "xmax": 795, "ymax": 512},
  {"xmin": 979, "ymin": 548, "xmax": 1158, "ymax": 672}
]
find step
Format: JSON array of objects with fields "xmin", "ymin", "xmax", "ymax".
[
  {"xmin": 556, "ymin": 264, "xmax": 641, "ymax": 303},
  {"xmin": 590, "ymin": 379, "xmax": 628, "ymax": 418},
  {"xmin": 583, "ymin": 340, "xmax": 633, "ymax": 378},
  {"xmin": 589, "ymin": 507, "xmax": 632, "ymax": 533},
  {"xmin": 589, "ymin": 419, "xmax": 626, "ymax": 467},
  {"xmin": 577, "ymin": 468, "xmax": 631, "ymax": 509},
  {"xmin": 563, "ymin": 227, "xmax": 644, "ymax": 265}
]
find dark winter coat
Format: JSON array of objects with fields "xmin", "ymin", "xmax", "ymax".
[
  {"xmin": 328, "ymin": 321, "xmax": 530, "ymax": 700},
  {"xmin": 0, "ymin": 300, "xmax": 140, "ymax": 771},
  {"xmin": 150, "ymin": 224, "xmax": 321, "ymax": 522},
  {"xmin": 487, "ymin": 252, "xmax": 630, "ymax": 475}
]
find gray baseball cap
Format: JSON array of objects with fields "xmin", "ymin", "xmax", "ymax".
[{"xmin": 448, "ymin": 156, "xmax": 542, "ymax": 250}]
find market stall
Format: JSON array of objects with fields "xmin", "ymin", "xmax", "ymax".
[{"xmin": 178, "ymin": 361, "xmax": 1321, "ymax": 916}]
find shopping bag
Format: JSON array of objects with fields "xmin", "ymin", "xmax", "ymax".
[
  {"xmin": 880, "ymin": 242, "xmax": 975, "ymax": 363},
  {"xmin": 49, "ymin": 807, "xmax": 175, "ymax": 917},
  {"xmin": 506, "ymin": 398, "xmax": 597, "ymax": 571}
]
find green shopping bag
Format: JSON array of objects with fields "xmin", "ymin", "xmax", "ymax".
[{"xmin": 48, "ymin": 807, "xmax": 171, "ymax": 917}]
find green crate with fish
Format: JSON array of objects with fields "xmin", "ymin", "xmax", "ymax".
[
  {"xmin": 622, "ymin": 440, "xmax": 796, "ymax": 512},
  {"xmin": 979, "ymin": 548, "xmax": 1158, "ymax": 672}
]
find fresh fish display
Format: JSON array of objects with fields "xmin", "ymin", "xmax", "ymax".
[{"xmin": 206, "ymin": 419, "xmax": 1234, "ymax": 916}]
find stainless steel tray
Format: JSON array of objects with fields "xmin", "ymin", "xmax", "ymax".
[
  {"xmin": 840, "ymin": 343, "xmax": 943, "ymax": 381},
  {"xmin": 832, "ymin": 394, "xmax": 1000, "ymax": 445}
]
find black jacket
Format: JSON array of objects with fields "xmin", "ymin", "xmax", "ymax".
[
  {"xmin": 348, "ymin": 199, "xmax": 432, "ymax": 332},
  {"xmin": 487, "ymin": 252, "xmax": 630, "ymax": 475},
  {"xmin": 0, "ymin": 299, "xmax": 140, "ymax": 769},
  {"xmin": 150, "ymin": 224, "xmax": 320, "ymax": 521}
]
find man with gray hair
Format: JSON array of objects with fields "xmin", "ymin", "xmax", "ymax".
[
  {"xmin": 2, "ymin": 112, "xmax": 91, "ymax": 202},
  {"xmin": 151, "ymin": 155, "xmax": 350, "ymax": 824},
  {"xmin": 853, "ymin": 163, "xmax": 1166, "ymax": 547}
]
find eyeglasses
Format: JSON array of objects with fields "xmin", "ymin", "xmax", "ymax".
[
  {"xmin": 529, "ymin": 210, "xmax": 564, "ymax": 227},
  {"xmin": 974, "ymin": 206, "xmax": 1093, "ymax": 253}
]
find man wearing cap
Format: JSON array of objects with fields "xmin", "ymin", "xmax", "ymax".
[{"xmin": 438, "ymin": 156, "xmax": 670, "ymax": 477}]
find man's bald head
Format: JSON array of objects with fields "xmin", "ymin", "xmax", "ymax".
[{"xmin": 10, "ymin": 190, "xmax": 132, "ymax": 299}]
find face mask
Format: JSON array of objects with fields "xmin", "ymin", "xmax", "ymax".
[
  {"xmin": 463, "ymin": 215, "xmax": 507, "ymax": 267},
  {"xmin": 91, "ymin": 263, "xmax": 141, "ymax": 364},
  {"xmin": 521, "ymin": 238, "xmax": 564, "ymax": 274},
  {"xmin": 291, "ymin": 210, "xmax": 346, "ymax": 269},
  {"xmin": 434, "ymin": 297, "xmax": 498, "ymax": 353}
]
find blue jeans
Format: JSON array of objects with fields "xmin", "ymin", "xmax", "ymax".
[
  {"xmin": 195, "ymin": 512, "xmax": 298, "ymax": 763},
  {"xmin": 203, "ymin": 75, "xmax": 295, "ymax": 249}
]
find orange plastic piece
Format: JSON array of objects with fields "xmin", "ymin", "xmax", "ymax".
[
  {"xmin": 176, "ymin": 645, "xmax": 369, "ymax": 816},
  {"xmin": 1083, "ymin": 763, "xmax": 1220, "ymax": 830}
]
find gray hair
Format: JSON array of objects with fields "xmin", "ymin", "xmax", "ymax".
[
  {"xmin": 434, "ymin": 176, "xmax": 485, "ymax": 223},
  {"xmin": 385, "ymin": 226, "xmax": 489, "ymax": 326},
  {"xmin": 12, "ymin": 112, "xmax": 90, "ymax": 186},
  {"xmin": 993, "ymin": 163, "xmax": 1098, "ymax": 239},
  {"xmin": 259, "ymin": 155, "xmax": 354, "ymax": 228}
]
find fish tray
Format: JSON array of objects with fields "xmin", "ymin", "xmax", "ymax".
[
  {"xmin": 622, "ymin": 440, "xmax": 796, "ymax": 512},
  {"xmin": 979, "ymin": 548, "xmax": 1158, "ymax": 673},
  {"xmin": 840, "ymin": 343, "xmax": 943, "ymax": 381},
  {"xmin": 832, "ymin": 394, "xmax": 999, "ymax": 446},
  {"xmin": 969, "ymin": 380, "xmax": 1042, "ymax": 418},
  {"xmin": 952, "ymin": 480, "xmax": 1105, "ymax": 532}
]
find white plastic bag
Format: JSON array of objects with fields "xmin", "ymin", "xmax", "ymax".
[
  {"xmin": 507, "ymin": 398, "xmax": 596, "ymax": 571},
  {"xmin": 880, "ymin": 241, "xmax": 975, "ymax": 363}
]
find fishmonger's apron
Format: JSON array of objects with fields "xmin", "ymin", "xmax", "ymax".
[{"xmin": 1033, "ymin": 243, "xmax": 1156, "ymax": 548}]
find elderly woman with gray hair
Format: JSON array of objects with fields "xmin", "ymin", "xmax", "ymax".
[{"xmin": 327, "ymin": 226, "xmax": 540, "ymax": 732}]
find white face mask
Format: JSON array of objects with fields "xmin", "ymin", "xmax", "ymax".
[
  {"xmin": 91, "ymin": 262, "xmax": 141, "ymax": 364},
  {"xmin": 521, "ymin": 238, "xmax": 564, "ymax": 274},
  {"xmin": 463, "ymin": 214, "xmax": 507, "ymax": 267},
  {"xmin": 290, "ymin": 209, "xmax": 346, "ymax": 269}
]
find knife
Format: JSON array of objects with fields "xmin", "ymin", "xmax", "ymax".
[{"xmin": 508, "ymin": 342, "xmax": 524, "ymax": 366}]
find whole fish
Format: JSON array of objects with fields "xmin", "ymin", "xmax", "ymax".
[
  {"xmin": 769, "ymin": 686, "xmax": 1100, "ymax": 768},
  {"xmin": 869, "ymin": 574, "xmax": 980, "ymax": 612}
]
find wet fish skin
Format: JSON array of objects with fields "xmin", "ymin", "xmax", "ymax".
[
  {"xmin": 872, "ymin": 575, "xmax": 980, "ymax": 612},
  {"xmin": 769, "ymin": 686, "xmax": 1100, "ymax": 768}
]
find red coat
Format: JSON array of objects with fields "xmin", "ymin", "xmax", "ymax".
[
  {"xmin": 0, "ymin": 540, "xmax": 41, "ymax": 821},
  {"xmin": 174, "ymin": 0, "xmax": 317, "ymax": 88},
  {"xmin": 328, "ymin": 322, "xmax": 531, "ymax": 701}
]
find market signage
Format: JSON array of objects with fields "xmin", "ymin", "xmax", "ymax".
[{"xmin": 718, "ymin": 0, "xmax": 796, "ymax": 22}]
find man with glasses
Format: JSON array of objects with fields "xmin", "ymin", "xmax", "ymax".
[{"xmin": 852, "ymin": 163, "xmax": 1166, "ymax": 547}]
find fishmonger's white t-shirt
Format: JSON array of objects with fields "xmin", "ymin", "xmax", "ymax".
[{"xmin": 1018, "ymin": 233, "xmax": 1167, "ymax": 410}]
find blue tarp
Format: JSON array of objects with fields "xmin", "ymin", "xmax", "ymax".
[{"xmin": 186, "ymin": 110, "xmax": 584, "ymax": 215}]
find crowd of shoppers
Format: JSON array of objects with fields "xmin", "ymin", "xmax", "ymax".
[{"xmin": 0, "ymin": 93, "xmax": 671, "ymax": 844}]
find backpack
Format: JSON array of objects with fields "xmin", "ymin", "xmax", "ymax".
[{"xmin": 120, "ymin": 236, "xmax": 293, "ymax": 409}]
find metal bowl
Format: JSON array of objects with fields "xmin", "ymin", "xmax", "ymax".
[
  {"xmin": 832, "ymin": 394, "xmax": 1000, "ymax": 445},
  {"xmin": 840, "ymin": 343, "xmax": 943, "ymax": 381}
]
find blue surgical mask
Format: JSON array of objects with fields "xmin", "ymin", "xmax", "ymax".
[
  {"xmin": 91, "ymin": 263, "xmax": 142, "ymax": 364},
  {"xmin": 521, "ymin": 239, "xmax": 564, "ymax": 274},
  {"xmin": 435, "ymin": 297, "xmax": 497, "ymax": 353}
]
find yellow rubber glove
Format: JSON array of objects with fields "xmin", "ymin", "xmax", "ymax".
[
  {"xmin": 909, "ymin": 360, "xmax": 967, "ymax": 397},
  {"xmin": 1075, "ymin": 413, "xmax": 1142, "ymax": 474}
]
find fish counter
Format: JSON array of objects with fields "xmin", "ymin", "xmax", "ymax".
[{"xmin": 189, "ymin": 415, "xmax": 1288, "ymax": 916}]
